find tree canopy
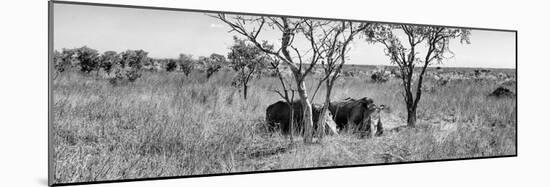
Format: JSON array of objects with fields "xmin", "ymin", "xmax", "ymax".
[{"xmin": 366, "ymin": 24, "xmax": 471, "ymax": 126}]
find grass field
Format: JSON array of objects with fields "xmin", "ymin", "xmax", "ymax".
[{"xmin": 52, "ymin": 67, "xmax": 516, "ymax": 183}]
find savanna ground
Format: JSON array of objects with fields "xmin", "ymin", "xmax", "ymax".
[{"xmin": 52, "ymin": 66, "xmax": 516, "ymax": 183}]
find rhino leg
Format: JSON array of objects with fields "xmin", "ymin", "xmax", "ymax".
[
  {"xmin": 375, "ymin": 119, "xmax": 383, "ymax": 136},
  {"xmin": 365, "ymin": 116, "xmax": 376, "ymax": 138}
]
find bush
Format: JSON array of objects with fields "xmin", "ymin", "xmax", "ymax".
[
  {"xmin": 120, "ymin": 50, "xmax": 148, "ymax": 70},
  {"xmin": 75, "ymin": 46, "xmax": 100, "ymax": 74},
  {"xmin": 108, "ymin": 49, "xmax": 149, "ymax": 84},
  {"xmin": 99, "ymin": 51, "xmax": 120, "ymax": 74},
  {"xmin": 371, "ymin": 71, "xmax": 389, "ymax": 83},
  {"xmin": 53, "ymin": 50, "xmax": 66, "ymax": 73},
  {"xmin": 199, "ymin": 53, "xmax": 226, "ymax": 79},
  {"xmin": 166, "ymin": 59, "xmax": 177, "ymax": 72},
  {"xmin": 178, "ymin": 54, "xmax": 195, "ymax": 76}
]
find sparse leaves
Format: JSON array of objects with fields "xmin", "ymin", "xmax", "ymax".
[
  {"xmin": 228, "ymin": 36, "xmax": 268, "ymax": 99},
  {"xmin": 367, "ymin": 24, "xmax": 471, "ymax": 126}
]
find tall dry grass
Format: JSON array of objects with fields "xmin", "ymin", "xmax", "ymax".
[{"xmin": 52, "ymin": 69, "xmax": 516, "ymax": 183}]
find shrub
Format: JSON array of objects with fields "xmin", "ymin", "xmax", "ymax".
[
  {"xmin": 199, "ymin": 53, "xmax": 226, "ymax": 79},
  {"xmin": 166, "ymin": 59, "xmax": 177, "ymax": 72},
  {"xmin": 371, "ymin": 71, "xmax": 389, "ymax": 83},
  {"xmin": 53, "ymin": 50, "xmax": 64, "ymax": 72},
  {"xmin": 178, "ymin": 54, "xmax": 195, "ymax": 76},
  {"xmin": 99, "ymin": 51, "xmax": 120, "ymax": 74},
  {"xmin": 55, "ymin": 48, "xmax": 76, "ymax": 73},
  {"xmin": 75, "ymin": 46, "xmax": 100, "ymax": 74},
  {"xmin": 109, "ymin": 49, "xmax": 149, "ymax": 84}
]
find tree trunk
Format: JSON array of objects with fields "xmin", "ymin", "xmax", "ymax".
[
  {"xmin": 406, "ymin": 107, "xmax": 416, "ymax": 127},
  {"xmin": 296, "ymin": 80, "xmax": 314, "ymax": 143},
  {"xmin": 317, "ymin": 81, "xmax": 333, "ymax": 140},
  {"xmin": 317, "ymin": 103, "xmax": 328, "ymax": 140},
  {"xmin": 365, "ymin": 115, "xmax": 375, "ymax": 138},
  {"xmin": 243, "ymin": 84, "xmax": 248, "ymax": 100},
  {"xmin": 403, "ymin": 71, "xmax": 417, "ymax": 127},
  {"xmin": 288, "ymin": 103, "xmax": 294, "ymax": 143}
]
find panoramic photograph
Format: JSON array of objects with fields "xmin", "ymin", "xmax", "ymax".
[{"xmin": 50, "ymin": 2, "xmax": 517, "ymax": 184}]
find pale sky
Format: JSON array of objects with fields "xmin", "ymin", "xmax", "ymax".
[{"xmin": 53, "ymin": 3, "xmax": 516, "ymax": 69}]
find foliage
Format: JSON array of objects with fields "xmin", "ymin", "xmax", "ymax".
[
  {"xmin": 178, "ymin": 54, "xmax": 195, "ymax": 76},
  {"xmin": 99, "ymin": 51, "xmax": 120, "ymax": 74},
  {"xmin": 110, "ymin": 49, "xmax": 149, "ymax": 83},
  {"xmin": 74, "ymin": 46, "xmax": 100, "ymax": 74},
  {"xmin": 228, "ymin": 36, "xmax": 268, "ymax": 99},
  {"xmin": 366, "ymin": 24, "xmax": 471, "ymax": 126},
  {"xmin": 120, "ymin": 49, "xmax": 148, "ymax": 70},
  {"xmin": 199, "ymin": 53, "xmax": 226, "ymax": 79},
  {"xmin": 166, "ymin": 59, "xmax": 178, "ymax": 72},
  {"xmin": 366, "ymin": 24, "xmax": 471, "ymax": 66},
  {"xmin": 53, "ymin": 50, "xmax": 64, "ymax": 72}
]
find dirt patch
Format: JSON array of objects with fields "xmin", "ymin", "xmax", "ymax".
[{"xmin": 247, "ymin": 146, "xmax": 288, "ymax": 158}]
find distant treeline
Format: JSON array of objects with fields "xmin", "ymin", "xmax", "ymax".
[
  {"xmin": 52, "ymin": 46, "xmax": 258, "ymax": 83},
  {"xmin": 53, "ymin": 40, "xmax": 281, "ymax": 95}
]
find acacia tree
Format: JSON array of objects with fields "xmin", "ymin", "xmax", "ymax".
[
  {"xmin": 367, "ymin": 24, "xmax": 470, "ymax": 127},
  {"xmin": 216, "ymin": 14, "xmax": 325, "ymax": 143},
  {"xmin": 305, "ymin": 20, "xmax": 372, "ymax": 138},
  {"xmin": 228, "ymin": 36, "xmax": 267, "ymax": 99}
]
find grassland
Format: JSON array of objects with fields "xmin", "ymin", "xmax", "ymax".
[{"xmin": 52, "ymin": 67, "xmax": 516, "ymax": 184}]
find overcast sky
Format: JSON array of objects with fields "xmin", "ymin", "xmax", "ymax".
[{"xmin": 54, "ymin": 4, "xmax": 516, "ymax": 69}]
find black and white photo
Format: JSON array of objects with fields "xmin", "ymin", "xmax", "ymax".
[{"xmin": 49, "ymin": 1, "xmax": 517, "ymax": 185}]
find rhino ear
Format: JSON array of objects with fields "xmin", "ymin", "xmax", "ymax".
[
  {"xmin": 365, "ymin": 103, "xmax": 377, "ymax": 113},
  {"xmin": 360, "ymin": 97, "xmax": 374, "ymax": 105}
]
